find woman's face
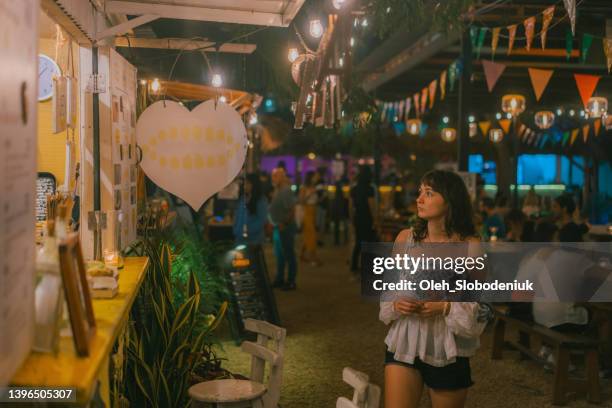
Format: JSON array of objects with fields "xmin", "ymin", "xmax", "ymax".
[{"xmin": 416, "ymin": 183, "xmax": 447, "ymax": 220}]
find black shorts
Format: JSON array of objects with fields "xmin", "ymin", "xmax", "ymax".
[{"xmin": 385, "ymin": 350, "xmax": 474, "ymax": 390}]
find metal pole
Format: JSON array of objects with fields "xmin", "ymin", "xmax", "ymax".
[
  {"xmin": 513, "ymin": 116, "xmax": 520, "ymax": 208},
  {"xmin": 457, "ymin": 29, "xmax": 472, "ymax": 171},
  {"xmin": 92, "ymin": 46, "xmax": 101, "ymax": 211}
]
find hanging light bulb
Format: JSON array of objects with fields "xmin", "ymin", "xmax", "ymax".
[
  {"xmin": 489, "ymin": 128, "xmax": 504, "ymax": 143},
  {"xmin": 406, "ymin": 119, "xmax": 422, "ymax": 136},
  {"xmin": 361, "ymin": 18, "xmax": 368, "ymax": 27},
  {"xmin": 569, "ymin": 109, "xmax": 575, "ymax": 117},
  {"xmin": 288, "ymin": 48, "xmax": 299, "ymax": 63},
  {"xmin": 440, "ymin": 128, "xmax": 457, "ymax": 143},
  {"xmin": 249, "ymin": 113, "xmax": 258, "ymax": 125},
  {"xmin": 309, "ymin": 19, "xmax": 324, "ymax": 38},
  {"xmin": 332, "ymin": 0, "xmax": 346, "ymax": 10},
  {"xmin": 495, "ymin": 112, "xmax": 502, "ymax": 120},
  {"xmin": 150, "ymin": 78, "xmax": 161, "ymax": 93},
  {"xmin": 442, "ymin": 116, "xmax": 450, "ymax": 124},
  {"xmin": 586, "ymin": 97, "xmax": 608, "ymax": 118},
  {"xmin": 211, "ymin": 73, "xmax": 223, "ymax": 88},
  {"xmin": 535, "ymin": 111, "xmax": 555, "ymax": 129},
  {"xmin": 219, "ymin": 95, "xmax": 227, "ymax": 103},
  {"xmin": 556, "ymin": 108, "xmax": 563, "ymax": 116},
  {"xmin": 338, "ymin": 57, "xmax": 344, "ymax": 67},
  {"xmin": 468, "ymin": 115, "xmax": 475, "ymax": 123},
  {"xmin": 350, "ymin": 37, "xmax": 355, "ymax": 47}
]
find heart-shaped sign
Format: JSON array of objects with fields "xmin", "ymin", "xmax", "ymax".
[{"xmin": 136, "ymin": 100, "xmax": 248, "ymax": 210}]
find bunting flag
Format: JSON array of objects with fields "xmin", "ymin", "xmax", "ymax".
[
  {"xmin": 491, "ymin": 27, "xmax": 501, "ymax": 59},
  {"xmin": 539, "ymin": 134, "xmax": 549, "ymax": 149},
  {"xmin": 528, "ymin": 68, "xmax": 554, "ymax": 101},
  {"xmin": 519, "ymin": 124, "xmax": 527, "ymax": 140},
  {"xmin": 574, "ymin": 74, "xmax": 601, "ymax": 107},
  {"xmin": 581, "ymin": 34, "xmax": 594, "ymax": 63},
  {"xmin": 594, "ymin": 119, "xmax": 601, "ymax": 136},
  {"xmin": 440, "ymin": 70, "xmax": 447, "ymax": 100},
  {"xmin": 524, "ymin": 16, "xmax": 536, "ymax": 51},
  {"xmin": 563, "ymin": 0, "xmax": 576, "ymax": 36},
  {"xmin": 582, "ymin": 124, "xmax": 590, "ymax": 143},
  {"xmin": 482, "ymin": 60, "xmax": 506, "ymax": 92},
  {"xmin": 570, "ymin": 128, "xmax": 579, "ymax": 145},
  {"xmin": 507, "ymin": 25, "xmax": 517, "ymax": 55},
  {"xmin": 499, "ymin": 119, "xmax": 512, "ymax": 134},
  {"xmin": 528, "ymin": 130, "xmax": 537, "ymax": 145},
  {"xmin": 398, "ymin": 100, "xmax": 405, "ymax": 121},
  {"xmin": 420, "ymin": 87, "xmax": 428, "ymax": 114},
  {"xmin": 429, "ymin": 80, "xmax": 438, "ymax": 109},
  {"xmin": 470, "ymin": 26, "xmax": 479, "ymax": 50},
  {"xmin": 479, "ymin": 121, "xmax": 491, "ymax": 137},
  {"xmin": 381, "ymin": 102, "xmax": 388, "ymax": 122},
  {"xmin": 566, "ymin": 31, "xmax": 574, "ymax": 60},
  {"xmin": 420, "ymin": 123, "xmax": 429, "ymax": 138},
  {"xmin": 476, "ymin": 27, "xmax": 488, "ymax": 59},
  {"xmin": 541, "ymin": 6, "xmax": 555, "ymax": 49},
  {"xmin": 414, "ymin": 93, "xmax": 420, "ymax": 117},
  {"xmin": 604, "ymin": 38, "xmax": 612, "ymax": 73},
  {"xmin": 562, "ymin": 131, "xmax": 570, "ymax": 146},
  {"xmin": 404, "ymin": 98, "xmax": 412, "ymax": 120},
  {"xmin": 448, "ymin": 62, "xmax": 458, "ymax": 91}
]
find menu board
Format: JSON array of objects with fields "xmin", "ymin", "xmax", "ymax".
[
  {"xmin": 35, "ymin": 172, "xmax": 56, "ymax": 221},
  {"xmin": 226, "ymin": 245, "xmax": 280, "ymax": 341},
  {"xmin": 0, "ymin": 0, "xmax": 38, "ymax": 386}
]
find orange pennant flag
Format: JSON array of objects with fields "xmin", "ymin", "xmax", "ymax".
[
  {"xmin": 541, "ymin": 6, "xmax": 555, "ymax": 49},
  {"xmin": 570, "ymin": 128, "xmax": 579, "ymax": 145},
  {"xmin": 574, "ymin": 74, "xmax": 601, "ymax": 107},
  {"xmin": 524, "ymin": 16, "xmax": 536, "ymax": 51},
  {"xmin": 479, "ymin": 121, "xmax": 491, "ymax": 137},
  {"xmin": 507, "ymin": 25, "xmax": 517, "ymax": 55},
  {"xmin": 528, "ymin": 68, "xmax": 554, "ymax": 101},
  {"xmin": 482, "ymin": 60, "xmax": 506, "ymax": 92},
  {"xmin": 499, "ymin": 119, "xmax": 512, "ymax": 134},
  {"xmin": 429, "ymin": 80, "xmax": 438, "ymax": 109},
  {"xmin": 491, "ymin": 27, "xmax": 501, "ymax": 58},
  {"xmin": 582, "ymin": 124, "xmax": 590, "ymax": 142},
  {"xmin": 421, "ymin": 88, "xmax": 428, "ymax": 114},
  {"xmin": 594, "ymin": 118, "xmax": 601, "ymax": 136},
  {"xmin": 440, "ymin": 71, "xmax": 447, "ymax": 100}
]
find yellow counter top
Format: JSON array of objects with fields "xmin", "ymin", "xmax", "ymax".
[{"xmin": 11, "ymin": 257, "xmax": 149, "ymax": 403}]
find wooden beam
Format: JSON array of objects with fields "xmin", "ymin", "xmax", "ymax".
[
  {"xmin": 447, "ymin": 46, "xmax": 580, "ymax": 58},
  {"xmin": 114, "ymin": 37, "xmax": 256, "ymax": 54},
  {"xmin": 96, "ymin": 14, "xmax": 158, "ymax": 40},
  {"xmin": 282, "ymin": 0, "xmax": 307, "ymax": 26},
  {"xmin": 105, "ymin": 1, "xmax": 295, "ymax": 27}
]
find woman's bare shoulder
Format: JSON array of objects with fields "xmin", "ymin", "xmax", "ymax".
[{"xmin": 395, "ymin": 228, "xmax": 414, "ymax": 244}]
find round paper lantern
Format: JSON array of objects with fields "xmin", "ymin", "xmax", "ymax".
[
  {"xmin": 502, "ymin": 94, "xmax": 526, "ymax": 117},
  {"xmin": 489, "ymin": 128, "xmax": 504, "ymax": 143},
  {"xmin": 586, "ymin": 97, "xmax": 608, "ymax": 118},
  {"xmin": 534, "ymin": 110, "xmax": 555, "ymax": 129},
  {"xmin": 406, "ymin": 119, "xmax": 421, "ymax": 136},
  {"xmin": 440, "ymin": 127, "xmax": 456, "ymax": 142}
]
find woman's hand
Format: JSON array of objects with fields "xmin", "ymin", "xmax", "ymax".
[
  {"xmin": 393, "ymin": 299, "xmax": 423, "ymax": 316},
  {"xmin": 419, "ymin": 302, "xmax": 449, "ymax": 318}
]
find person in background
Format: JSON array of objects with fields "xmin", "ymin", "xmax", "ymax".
[
  {"xmin": 259, "ymin": 171, "xmax": 274, "ymax": 202},
  {"xmin": 350, "ymin": 165, "xmax": 378, "ymax": 273},
  {"xmin": 552, "ymin": 194, "xmax": 589, "ymax": 242},
  {"xmin": 331, "ymin": 178, "xmax": 350, "ymax": 246},
  {"xmin": 522, "ymin": 186, "xmax": 541, "ymax": 217},
  {"xmin": 299, "ymin": 171, "xmax": 322, "ymax": 266},
  {"xmin": 315, "ymin": 167, "xmax": 329, "ymax": 245},
  {"xmin": 233, "ymin": 173, "xmax": 268, "ymax": 246},
  {"xmin": 480, "ymin": 197, "xmax": 506, "ymax": 240},
  {"xmin": 504, "ymin": 209, "xmax": 534, "ymax": 242},
  {"xmin": 269, "ymin": 167, "xmax": 298, "ymax": 290}
]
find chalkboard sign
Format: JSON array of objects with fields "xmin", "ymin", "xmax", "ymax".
[
  {"xmin": 226, "ymin": 245, "xmax": 280, "ymax": 342},
  {"xmin": 36, "ymin": 172, "xmax": 56, "ymax": 221}
]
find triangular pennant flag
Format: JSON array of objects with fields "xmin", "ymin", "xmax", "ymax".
[
  {"xmin": 582, "ymin": 124, "xmax": 590, "ymax": 142},
  {"xmin": 566, "ymin": 31, "xmax": 574, "ymax": 60},
  {"xmin": 581, "ymin": 34, "xmax": 594, "ymax": 63},
  {"xmin": 570, "ymin": 128, "xmax": 579, "ymax": 145},
  {"xmin": 440, "ymin": 70, "xmax": 447, "ymax": 100},
  {"xmin": 507, "ymin": 25, "xmax": 517, "ymax": 55},
  {"xmin": 482, "ymin": 60, "xmax": 506, "ymax": 92},
  {"xmin": 574, "ymin": 74, "xmax": 601, "ymax": 107},
  {"xmin": 381, "ymin": 102, "xmax": 388, "ymax": 122},
  {"xmin": 414, "ymin": 93, "xmax": 420, "ymax": 117},
  {"xmin": 491, "ymin": 27, "xmax": 501, "ymax": 59},
  {"xmin": 524, "ymin": 16, "xmax": 536, "ymax": 51},
  {"xmin": 594, "ymin": 119, "xmax": 601, "ymax": 136},
  {"xmin": 448, "ymin": 62, "xmax": 457, "ymax": 91},
  {"xmin": 563, "ymin": 0, "xmax": 576, "ymax": 36},
  {"xmin": 528, "ymin": 68, "xmax": 554, "ymax": 101},
  {"xmin": 429, "ymin": 80, "xmax": 438, "ymax": 109},
  {"xmin": 528, "ymin": 130, "xmax": 537, "ymax": 145},
  {"xmin": 420, "ymin": 87, "xmax": 428, "ymax": 114},
  {"xmin": 395, "ymin": 102, "xmax": 401, "ymax": 121},
  {"xmin": 539, "ymin": 134, "xmax": 549, "ymax": 149},
  {"xmin": 499, "ymin": 118, "xmax": 511, "ymax": 134},
  {"xmin": 519, "ymin": 124, "xmax": 527, "ymax": 140},
  {"xmin": 604, "ymin": 38, "xmax": 612, "ymax": 73},
  {"xmin": 541, "ymin": 6, "xmax": 555, "ymax": 49},
  {"xmin": 398, "ymin": 100, "xmax": 405, "ymax": 121},
  {"xmin": 470, "ymin": 26, "xmax": 479, "ymax": 49},
  {"xmin": 404, "ymin": 98, "xmax": 411, "ymax": 120},
  {"xmin": 420, "ymin": 123, "xmax": 429, "ymax": 138},
  {"xmin": 562, "ymin": 131, "xmax": 570, "ymax": 146},
  {"xmin": 479, "ymin": 121, "xmax": 491, "ymax": 136},
  {"xmin": 476, "ymin": 27, "xmax": 488, "ymax": 59}
]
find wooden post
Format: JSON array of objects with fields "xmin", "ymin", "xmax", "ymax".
[{"xmin": 457, "ymin": 30, "xmax": 472, "ymax": 171}]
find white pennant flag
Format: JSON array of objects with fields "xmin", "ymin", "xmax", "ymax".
[{"xmin": 563, "ymin": 0, "xmax": 576, "ymax": 36}]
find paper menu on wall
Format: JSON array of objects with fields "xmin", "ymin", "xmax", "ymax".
[{"xmin": 0, "ymin": 0, "xmax": 38, "ymax": 386}]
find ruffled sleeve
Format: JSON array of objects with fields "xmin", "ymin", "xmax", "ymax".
[
  {"xmin": 379, "ymin": 302, "xmax": 401, "ymax": 325},
  {"xmin": 444, "ymin": 302, "xmax": 488, "ymax": 338}
]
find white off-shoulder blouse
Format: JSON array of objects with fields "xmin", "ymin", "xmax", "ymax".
[{"xmin": 380, "ymin": 230, "xmax": 487, "ymax": 367}]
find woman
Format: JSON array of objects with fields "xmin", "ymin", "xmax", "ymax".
[
  {"xmin": 350, "ymin": 165, "xmax": 377, "ymax": 273},
  {"xmin": 233, "ymin": 173, "xmax": 268, "ymax": 246},
  {"xmin": 381, "ymin": 170, "xmax": 488, "ymax": 408},
  {"xmin": 299, "ymin": 171, "xmax": 322, "ymax": 265}
]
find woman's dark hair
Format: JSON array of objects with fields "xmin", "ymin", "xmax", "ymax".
[
  {"xmin": 412, "ymin": 170, "xmax": 477, "ymax": 242},
  {"xmin": 245, "ymin": 173, "xmax": 263, "ymax": 215},
  {"xmin": 555, "ymin": 194, "xmax": 576, "ymax": 215}
]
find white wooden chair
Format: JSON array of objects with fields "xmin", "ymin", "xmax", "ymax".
[
  {"xmin": 336, "ymin": 367, "xmax": 381, "ymax": 408},
  {"xmin": 189, "ymin": 319, "xmax": 286, "ymax": 408}
]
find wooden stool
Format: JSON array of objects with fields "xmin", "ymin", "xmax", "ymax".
[
  {"xmin": 189, "ymin": 319, "xmax": 286, "ymax": 408},
  {"xmin": 336, "ymin": 367, "xmax": 381, "ymax": 408}
]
